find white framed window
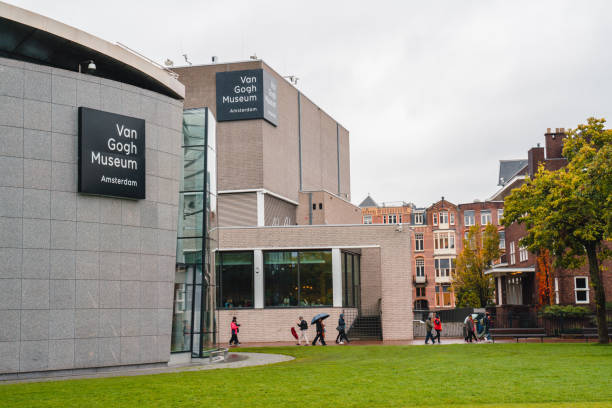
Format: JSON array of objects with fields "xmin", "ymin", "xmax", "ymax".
[
  {"xmin": 432, "ymin": 213, "xmax": 438, "ymax": 225},
  {"xmin": 574, "ymin": 277, "xmax": 589, "ymax": 303},
  {"xmin": 434, "ymin": 231, "xmax": 455, "ymax": 250},
  {"xmin": 481, "ymin": 210, "xmax": 492, "ymax": 225},
  {"xmin": 434, "ymin": 257, "xmax": 455, "ymax": 277},
  {"xmin": 383, "ymin": 215, "xmax": 387, "ymax": 224},
  {"xmin": 509, "ymin": 242, "xmax": 515, "ymax": 265},
  {"xmin": 414, "ymin": 212, "xmax": 424, "ymax": 224},
  {"xmin": 415, "ymin": 233, "xmax": 424, "ymax": 251},
  {"xmin": 498, "ymin": 231, "xmax": 505, "ymax": 250},
  {"xmin": 554, "ymin": 277, "xmax": 560, "ymax": 304},
  {"xmin": 464, "ymin": 210, "xmax": 475, "ymax": 226},
  {"xmin": 416, "ymin": 258, "xmax": 425, "ymax": 277},
  {"xmin": 363, "ymin": 215, "xmax": 372, "ymax": 224},
  {"xmin": 388, "ymin": 214, "xmax": 397, "ymax": 224},
  {"xmin": 439, "ymin": 211, "xmax": 448, "ymax": 225},
  {"xmin": 519, "ymin": 246, "xmax": 528, "ymax": 262},
  {"xmin": 497, "ymin": 208, "xmax": 504, "ymax": 223},
  {"xmin": 449, "ymin": 212, "xmax": 455, "ymax": 225},
  {"xmin": 398, "ymin": 214, "xmax": 402, "ymax": 223}
]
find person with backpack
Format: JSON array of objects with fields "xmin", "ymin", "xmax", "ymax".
[
  {"xmin": 433, "ymin": 314, "xmax": 442, "ymax": 344},
  {"xmin": 296, "ymin": 316, "xmax": 309, "ymax": 345},
  {"xmin": 229, "ymin": 316, "xmax": 240, "ymax": 346},
  {"xmin": 335, "ymin": 313, "xmax": 350, "ymax": 344},
  {"xmin": 424, "ymin": 316, "xmax": 435, "ymax": 344}
]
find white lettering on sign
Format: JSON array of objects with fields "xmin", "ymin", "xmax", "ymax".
[
  {"xmin": 240, "ymin": 75, "xmax": 256, "ymax": 84},
  {"xmin": 107, "ymin": 138, "xmax": 137, "ymax": 156},
  {"xmin": 115, "ymin": 124, "xmax": 138, "ymax": 139},
  {"xmin": 91, "ymin": 151, "xmax": 138, "ymax": 170}
]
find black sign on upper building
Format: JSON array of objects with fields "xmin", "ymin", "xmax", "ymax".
[
  {"xmin": 78, "ymin": 107, "xmax": 146, "ymax": 199},
  {"xmin": 216, "ymin": 69, "xmax": 278, "ymax": 126}
]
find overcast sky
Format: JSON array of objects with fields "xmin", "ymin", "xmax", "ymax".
[{"xmin": 8, "ymin": 0, "xmax": 612, "ymax": 207}]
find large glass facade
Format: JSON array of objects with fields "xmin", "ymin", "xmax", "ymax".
[
  {"xmin": 216, "ymin": 252, "xmax": 254, "ymax": 308},
  {"xmin": 342, "ymin": 251, "xmax": 361, "ymax": 308},
  {"xmin": 264, "ymin": 250, "xmax": 332, "ymax": 307},
  {"xmin": 172, "ymin": 108, "xmax": 217, "ymax": 356}
]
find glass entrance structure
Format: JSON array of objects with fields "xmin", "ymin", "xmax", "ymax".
[{"xmin": 172, "ymin": 108, "xmax": 217, "ymax": 356}]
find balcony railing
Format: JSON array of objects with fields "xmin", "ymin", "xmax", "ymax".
[
  {"xmin": 435, "ymin": 275, "xmax": 452, "ymax": 284},
  {"xmin": 413, "ymin": 275, "xmax": 427, "ymax": 285}
]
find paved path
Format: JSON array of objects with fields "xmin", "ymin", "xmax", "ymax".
[{"xmin": 1, "ymin": 352, "xmax": 294, "ymax": 384}]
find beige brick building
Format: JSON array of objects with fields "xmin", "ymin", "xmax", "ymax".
[{"xmin": 172, "ymin": 61, "xmax": 414, "ymax": 346}]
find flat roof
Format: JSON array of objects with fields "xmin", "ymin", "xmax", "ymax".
[{"xmin": 0, "ymin": 1, "xmax": 184, "ymax": 99}]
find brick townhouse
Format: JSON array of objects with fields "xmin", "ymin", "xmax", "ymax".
[{"xmin": 486, "ymin": 128, "xmax": 612, "ymax": 325}]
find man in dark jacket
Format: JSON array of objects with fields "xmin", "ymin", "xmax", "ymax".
[
  {"xmin": 424, "ymin": 317, "xmax": 435, "ymax": 344},
  {"xmin": 312, "ymin": 318, "xmax": 326, "ymax": 346},
  {"xmin": 335, "ymin": 313, "xmax": 350, "ymax": 344}
]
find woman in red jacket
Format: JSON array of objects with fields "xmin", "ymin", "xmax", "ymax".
[{"xmin": 230, "ymin": 316, "xmax": 241, "ymax": 346}]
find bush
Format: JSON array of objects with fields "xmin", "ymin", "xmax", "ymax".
[{"xmin": 540, "ymin": 305, "xmax": 591, "ymax": 319}]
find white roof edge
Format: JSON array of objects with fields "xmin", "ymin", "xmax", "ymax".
[
  {"xmin": 0, "ymin": 1, "xmax": 185, "ymax": 99},
  {"xmin": 487, "ymin": 175, "xmax": 526, "ymax": 201}
]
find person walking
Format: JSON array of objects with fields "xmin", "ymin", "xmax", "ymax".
[
  {"xmin": 296, "ymin": 316, "xmax": 309, "ymax": 346},
  {"xmin": 465, "ymin": 315, "xmax": 478, "ymax": 343},
  {"xmin": 335, "ymin": 313, "xmax": 350, "ymax": 344},
  {"xmin": 229, "ymin": 316, "xmax": 240, "ymax": 346},
  {"xmin": 424, "ymin": 316, "xmax": 435, "ymax": 344},
  {"xmin": 433, "ymin": 314, "xmax": 442, "ymax": 344},
  {"xmin": 312, "ymin": 317, "xmax": 326, "ymax": 346},
  {"xmin": 484, "ymin": 312, "xmax": 492, "ymax": 342}
]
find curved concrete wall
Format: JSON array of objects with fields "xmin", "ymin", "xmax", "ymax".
[{"xmin": 0, "ymin": 57, "xmax": 183, "ymax": 378}]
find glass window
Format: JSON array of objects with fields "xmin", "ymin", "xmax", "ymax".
[
  {"xmin": 434, "ymin": 231, "xmax": 455, "ymax": 250},
  {"xmin": 498, "ymin": 208, "xmax": 504, "ymax": 223},
  {"xmin": 182, "ymin": 147, "xmax": 205, "ymax": 192},
  {"xmin": 363, "ymin": 215, "xmax": 372, "ymax": 224},
  {"xmin": 450, "ymin": 212, "xmax": 455, "ymax": 225},
  {"xmin": 433, "ymin": 213, "xmax": 438, "ymax": 225},
  {"xmin": 178, "ymin": 192, "xmax": 204, "ymax": 238},
  {"xmin": 383, "ymin": 215, "xmax": 387, "ymax": 224},
  {"xmin": 464, "ymin": 210, "xmax": 475, "ymax": 226},
  {"xmin": 216, "ymin": 252, "xmax": 254, "ymax": 309},
  {"xmin": 171, "ymin": 265, "xmax": 194, "ymax": 352},
  {"xmin": 416, "ymin": 258, "xmax": 425, "ymax": 277},
  {"xmin": 481, "ymin": 210, "xmax": 492, "ymax": 225},
  {"xmin": 499, "ymin": 230, "xmax": 505, "ymax": 249},
  {"xmin": 439, "ymin": 211, "xmax": 448, "ymax": 224},
  {"xmin": 519, "ymin": 246, "xmax": 528, "ymax": 262},
  {"xmin": 388, "ymin": 214, "xmax": 397, "ymax": 224},
  {"xmin": 264, "ymin": 251, "xmax": 298, "ymax": 307},
  {"xmin": 299, "ymin": 251, "xmax": 333, "ymax": 306},
  {"xmin": 415, "ymin": 233, "xmax": 424, "ymax": 251},
  {"xmin": 575, "ymin": 277, "xmax": 589, "ymax": 303},
  {"xmin": 416, "ymin": 287, "xmax": 426, "ymax": 297},
  {"xmin": 264, "ymin": 250, "xmax": 333, "ymax": 307},
  {"xmin": 509, "ymin": 242, "xmax": 515, "ymax": 264},
  {"xmin": 414, "ymin": 212, "xmax": 424, "ymax": 224},
  {"xmin": 435, "ymin": 258, "xmax": 455, "ymax": 277}
]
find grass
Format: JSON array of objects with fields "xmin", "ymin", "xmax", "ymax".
[{"xmin": 1, "ymin": 343, "xmax": 611, "ymax": 407}]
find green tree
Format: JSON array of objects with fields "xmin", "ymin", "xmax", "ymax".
[
  {"xmin": 503, "ymin": 117, "xmax": 611, "ymax": 344},
  {"xmin": 453, "ymin": 224, "xmax": 501, "ymax": 307}
]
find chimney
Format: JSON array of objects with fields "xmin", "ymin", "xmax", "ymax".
[
  {"xmin": 528, "ymin": 145, "xmax": 545, "ymax": 178},
  {"xmin": 544, "ymin": 128, "xmax": 566, "ymax": 159}
]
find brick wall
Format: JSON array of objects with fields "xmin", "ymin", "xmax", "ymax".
[{"xmin": 217, "ymin": 224, "xmax": 413, "ymax": 340}]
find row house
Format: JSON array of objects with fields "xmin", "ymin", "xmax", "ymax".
[{"xmin": 486, "ymin": 129, "xmax": 612, "ymax": 325}]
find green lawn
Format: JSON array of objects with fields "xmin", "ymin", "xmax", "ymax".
[{"xmin": 1, "ymin": 343, "xmax": 611, "ymax": 407}]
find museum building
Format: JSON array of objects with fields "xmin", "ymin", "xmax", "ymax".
[{"xmin": 0, "ymin": 2, "xmax": 414, "ymax": 378}]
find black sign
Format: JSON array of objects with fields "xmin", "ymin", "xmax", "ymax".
[
  {"xmin": 78, "ymin": 107, "xmax": 146, "ymax": 199},
  {"xmin": 216, "ymin": 69, "xmax": 278, "ymax": 126}
]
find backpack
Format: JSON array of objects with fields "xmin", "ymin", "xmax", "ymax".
[{"xmin": 300, "ymin": 320, "xmax": 308, "ymax": 330}]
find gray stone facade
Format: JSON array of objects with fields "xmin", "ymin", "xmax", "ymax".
[{"xmin": 0, "ymin": 57, "xmax": 183, "ymax": 377}]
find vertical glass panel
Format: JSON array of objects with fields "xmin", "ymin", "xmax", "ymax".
[
  {"xmin": 345, "ymin": 254, "xmax": 354, "ymax": 307},
  {"xmin": 171, "ymin": 276, "xmax": 193, "ymax": 352},
  {"xmin": 264, "ymin": 251, "xmax": 298, "ymax": 307},
  {"xmin": 206, "ymin": 108, "xmax": 216, "ymax": 151},
  {"xmin": 182, "ymin": 147, "xmax": 205, "ymax": 191},
  {"xmin": 353, "ymin": 254, "xmax": 360, "ymax": 309},
  {"xmin": 183, "ymin": 108, "xmax": 206, "ymax": 146},
  {"xmin": 176, "ymin": 238, "xmax": 203, "ymax": 264},
  {"xmin": 217, "ymin": 252, "xmax": 254, "ymax": 308},
  {"xmin": 178, "ymin": 192, "xmax": 204, "ymax": 238},
  {"xmin": 299, "ymin": 251, "xmax": 332, "ymax": 306}
]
